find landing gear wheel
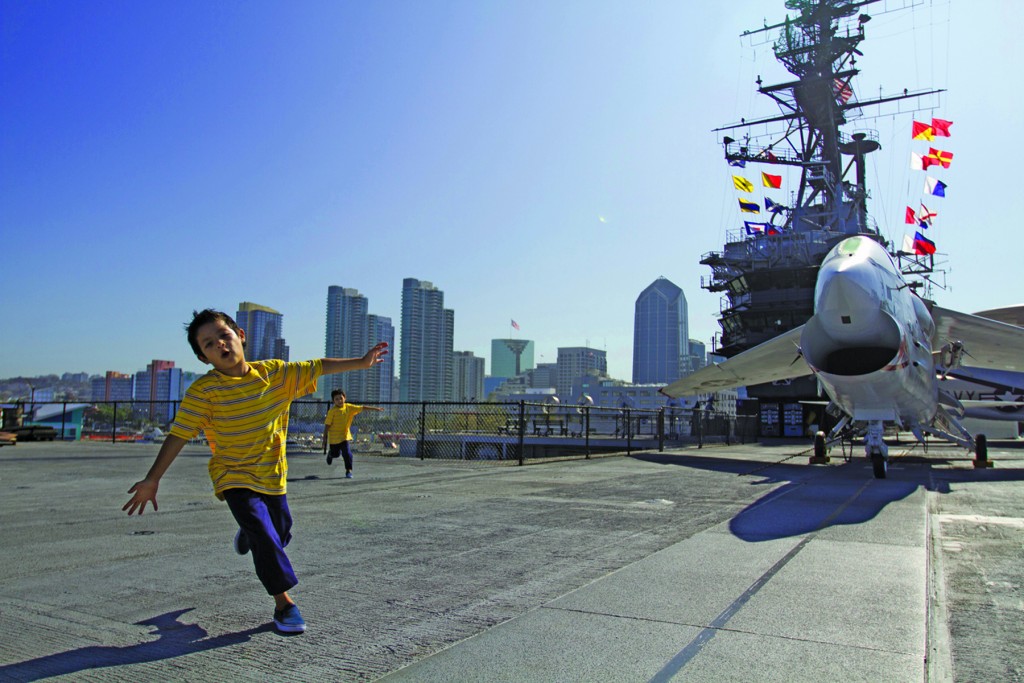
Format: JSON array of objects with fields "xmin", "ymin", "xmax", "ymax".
[
  {"xmin": 975, "ymin": 434, "xmax": 987, "ymax": 460},
  {"xmin": 871, "ymin": 453, "xmax": 887, "ymax": 479},
  {"xmin": 973, "ymin": 434, "xmax": 991, "ymax": 468},
  {"xmin": 809, "ymin": 431, "xmax": 829, "ymax": 464}
]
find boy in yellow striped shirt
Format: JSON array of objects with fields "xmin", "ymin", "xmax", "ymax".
[
  {"xmin": 323, "ymin": 389, "xmax": 383, "ymax": 478},
  {"xmin": 123, "ymin": 309, "xmax": 387, "ymax": 634}
]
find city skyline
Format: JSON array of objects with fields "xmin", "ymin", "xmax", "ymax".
[
  {"xmin": 3, "ymin": 1, "xmax": 1014, "ymax": 381},
  {"xmin": 0, "ymin": 272, "xmax": 641, "ymax": 385}
]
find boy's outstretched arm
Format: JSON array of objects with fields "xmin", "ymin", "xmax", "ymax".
[
  {"xmin": 321, "ymin": 342, "xmax": 389, "ymax": 376},
  {"xmin": 123, "ymin": 434, "xmax": 189, "ymax": 515}
]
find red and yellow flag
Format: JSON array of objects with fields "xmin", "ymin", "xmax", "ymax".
[
  {"xmin": 761, "ymin": 172, "xmax": 782, "ymax": 189},
  {"xmin": 912, "ymin": 121, "xmax": 934, "ymax": 140},
  {"xmin": 926, "ymin": 147, "xmax": 953, "ymax": 168}
]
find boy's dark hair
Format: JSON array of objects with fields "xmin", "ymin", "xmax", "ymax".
[
  {"xmin": 331, "ymin": 389, "xmax": 346, "ymax": 400},
  {"xmin": 186, "ymin": 309, "xmax": 245, "ymax": 359}
]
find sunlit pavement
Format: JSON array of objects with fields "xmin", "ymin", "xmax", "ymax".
[{"xmin": 2, "ymin": 440, "xmax": 1021, "ymax": 682}]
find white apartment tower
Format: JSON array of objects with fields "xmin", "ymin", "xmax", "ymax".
[{"xmin": 452, "ymin": 351, "xmax": 485, "ymax": 401}]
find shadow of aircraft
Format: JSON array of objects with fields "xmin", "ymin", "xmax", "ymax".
[
  {"xmin": 0, "ymin": 608, "xmax": 277, "ymax": 681},
  {"xmin": 631, "ymin": 449, "xmax": 1024, "ymax": 543}
]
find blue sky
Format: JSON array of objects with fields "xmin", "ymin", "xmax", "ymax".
[{"xmin": 1, "ymin": 0, "xmax": 1016, "ymax": 381}]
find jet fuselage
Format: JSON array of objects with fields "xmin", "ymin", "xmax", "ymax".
[{"xmin": 800, "ymin": 236, "xmax": 937, "ymax": 426}]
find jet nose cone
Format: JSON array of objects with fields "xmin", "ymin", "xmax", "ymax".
[{"xmin": 816, "ymin": 256, "xmax": 880, "ymax": 316}]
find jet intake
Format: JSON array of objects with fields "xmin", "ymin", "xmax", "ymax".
[{"xmin": 801, "ymin": 310, "xmax": 902, "ymax": 376}]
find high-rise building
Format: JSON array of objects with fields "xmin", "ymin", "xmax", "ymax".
[
  {"xmin": 400, "ymin": 278, "xmax": 454, "ymax": 402},
  {"xmin": 91, "ymin": 371, "xmax": 134, "ymax": 402},
  {"xmin": 134, "ymin": 360, "xmax": 183, "ymax": 423},
  {"xmin": 556, "ymin": 347, "xmax": 607, "ymax": 398},
  {"xmin": 323, "ymin": 287, "xmax": 393, "ymax": 403},
  {"xmin": 491, "ymin": 339, "xmax": 534, "ymax": 378},
  {"xmin": 367, "ymin": 314, "xmax": 395, "ymax": 403},
  {"xmin": 236, "ymin": 302, "xmax": 289, "ymax": 361},
  {"xmin": 324, "ymin": 286, "xmax": 370, "ymax": 400},
  {"xmin": 688, "ymin": 338, "xmax": 707, "ymax": 373},
  {"xmin": 632, "ymin": 277, "xmax": 689, "ymax": 384},
  {"xmin": 452, "ymin": 351, "xmax": 485, "ymax": 401}
]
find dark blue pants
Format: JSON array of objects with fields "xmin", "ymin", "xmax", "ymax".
[
  {"xmin": 223, "ymin": 488, "xmax": 297, "ymax": 596},
  {"xmin": 328, "ymin": 441, "xmax": 354, "ymax": 470}
]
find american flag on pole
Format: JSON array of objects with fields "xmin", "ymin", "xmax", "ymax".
[
  {"xmin": 833, "ymin": 78, "xmax": 853, "ymax": 104},
  {"xmin": 511, "ymin": 319, "xmax": 520, "ymax": 331}
]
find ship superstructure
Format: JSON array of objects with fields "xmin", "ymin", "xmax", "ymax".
[{"xmin": 703, "ymin": 0, "xmax": 944, "ymax": 385}]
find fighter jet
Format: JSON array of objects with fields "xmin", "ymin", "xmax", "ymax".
[{"xmin": 662, "ymin": 235, "xmax": 1024, "ymax": 478}]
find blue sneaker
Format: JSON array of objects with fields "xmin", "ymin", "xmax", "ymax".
[
  {"xmin": 233, "ymin": 529, "xmax": 250, "ymax": 555},
  {"xmin": 345, "ymin": 471, "xmax": 353, "ymax": 479},
  {"xmin": 273, "ymin": 603, "xmax": 306, "ymax": 633}
]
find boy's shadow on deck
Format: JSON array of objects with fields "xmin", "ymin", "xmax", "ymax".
[{"xmin": 0, "ymin": 608, "xmax": 278, "ymax": 681}]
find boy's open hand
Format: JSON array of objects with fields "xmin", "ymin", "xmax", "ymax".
[
  {"xmin": 123, "ymin": 479, "xmax": 159, "ymax": 515},
  {"xmin": 362, "ymin": 342, "xmax": 389, "ymax": 368}
]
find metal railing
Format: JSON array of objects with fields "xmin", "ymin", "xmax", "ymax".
[{"xmin": 9, "ymin": 399, "xmax": 753, "ymax": 464}]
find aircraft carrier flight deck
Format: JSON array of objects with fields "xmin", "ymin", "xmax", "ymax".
[{"xmin": 1, "ymin": 440, "xmax": 1021, "ymax": 682}]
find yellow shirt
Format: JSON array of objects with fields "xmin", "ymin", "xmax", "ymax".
[
  {"xmin": 170, "ymin": 359, "xmax": 321, "ymax": 499},
  {"xmin": 324, "ymin": 403, "xmax": 364, "ymax": 444}
]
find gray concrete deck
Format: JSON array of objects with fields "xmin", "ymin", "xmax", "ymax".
[{"xmin": 1, "ymin": 439, "xmax": 1021, "ymax": 681}]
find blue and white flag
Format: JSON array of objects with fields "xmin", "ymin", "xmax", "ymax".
[{"xmin": 924, "ymin": 176, "xmax": 947, "ymax": 198}]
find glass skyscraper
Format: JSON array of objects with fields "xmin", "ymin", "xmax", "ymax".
[
  {"xmin": 367, "ymin": 314, "xmax": 395, "ymax": 403},
  {"xmin": 400, "ymin": 278, "xmax": 453, "ymax": 402},
  {"xmin": 323, "ymin": 287, "xmax": 393, "ymax": 402},
  {"xmin": 324, "ymin": 286, "xmax": 369, "ymax": 400},
  {"xmin": 236, "ymin": 302, "xmax": 289, "ymax": 362},
  {"xmin": 632, "ymin": 277, "xmax": 689, "ymax": 385}
]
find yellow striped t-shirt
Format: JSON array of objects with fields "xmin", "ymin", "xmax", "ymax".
[
  {"xmin": 324, "ymin": 404, "xmax": 364, "ymax": 444},
  {"xmin": 170, "ymin": 359, "xmax": 321, "ymax": 499}
]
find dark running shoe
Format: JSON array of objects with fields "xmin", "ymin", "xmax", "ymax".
[{"xmin": 273, "ymin": 603, "xmax": 306, "ymax": 633}]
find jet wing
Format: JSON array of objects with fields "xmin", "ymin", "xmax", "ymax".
[
  {"xmin": 972, "ymin": 304, "xmax": 1024, "ymax": 327},
  {"xmin": 931, "ymin": 306, "xmax": 1024, "ymax": 372},
  {"xmin": 662, "ymin": 326, "xmax": 809, "ymax": 397}
]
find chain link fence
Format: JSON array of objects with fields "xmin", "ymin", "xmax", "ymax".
[{"xmin": 7, "ymin": 399, "xmax": 752, "ymax": 463}]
